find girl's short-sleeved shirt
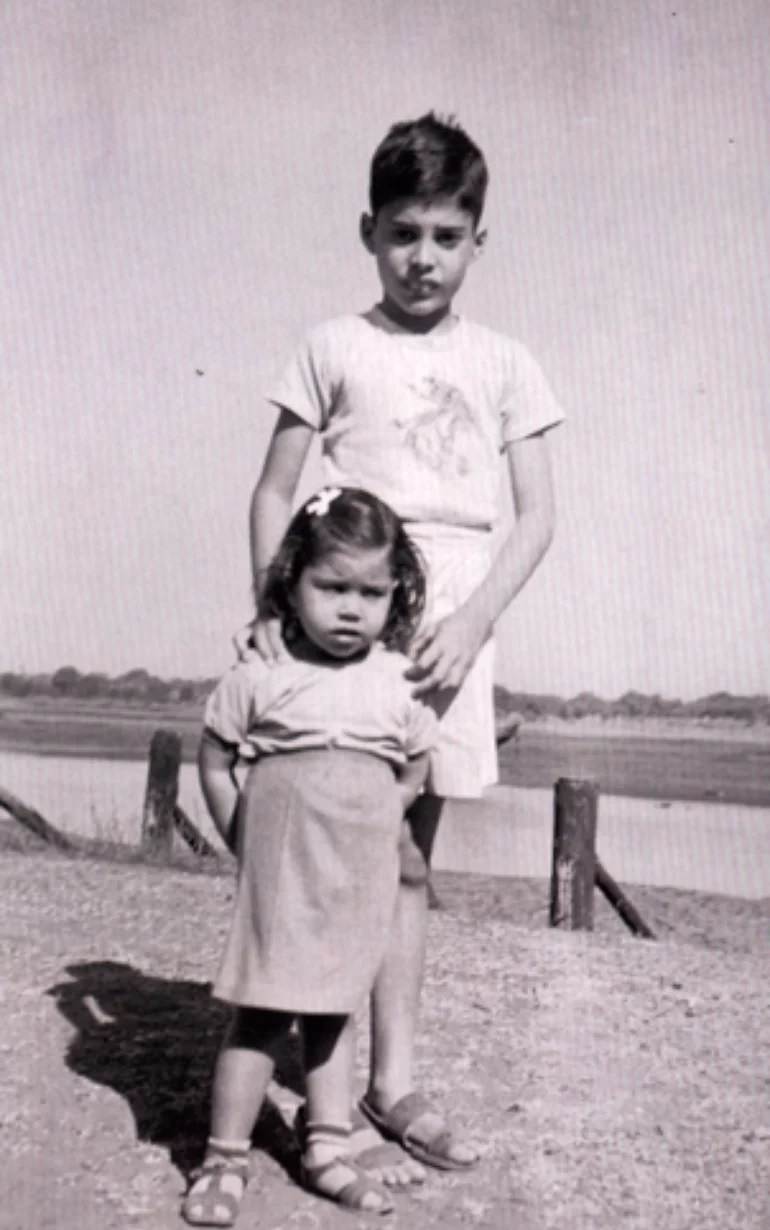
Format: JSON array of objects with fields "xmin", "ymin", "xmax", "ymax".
[
  {"xmin": 204, "ymin": 644, "xmax": 437, "ymax": 768},
  {"xmin": 267, "ymin": 311, "xmax": 565, "ymax": 531}
]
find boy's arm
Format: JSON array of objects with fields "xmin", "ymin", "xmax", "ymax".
[
  {"xmin": 244, "ymin": 407, "xmax": 314, "ymax": 659},
  {"xmin": 393, "ymin": 751, "xmax": 431, "ymax": 812},
  {"xmin": 198, "ymin": 729, "xmax": 242, "ymax": 852},
  {"xmin": 408, "ymin": 430, "xmax": 556, "ymax": 695}
]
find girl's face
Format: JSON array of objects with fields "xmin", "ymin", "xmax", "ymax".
[{"xmin": 291, "ymin": 545, "xmax": 395, "ymax": 659}]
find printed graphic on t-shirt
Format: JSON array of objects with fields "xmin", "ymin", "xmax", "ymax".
[{"xmin": 394, "ymin": 377, "xmax": 482, "ymax": 476}]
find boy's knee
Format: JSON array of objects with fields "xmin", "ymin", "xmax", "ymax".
[
  {"xmin": 396, "ymin": 806, "xmax": 437, "ymax": 885},
  {"xmin": 398, "ymin": 823, "xmax": 430, "ymax": 887}
]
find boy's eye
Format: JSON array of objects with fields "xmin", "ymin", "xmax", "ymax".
[
  {"xmin": 390, "ymin": 227, "xmax": 417, "ymax": 244},
  {"xmin": 436, "ymin": 231, "xmax": 463, "ymax": 247}
]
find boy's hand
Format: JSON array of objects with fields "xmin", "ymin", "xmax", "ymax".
[
  {"xmin": 232, "ymin": 617, "xmax": 288, "ymax": 664},
  {"xmin": 406, "ymin": 606, "xmax": 490, "ymax": 696}
]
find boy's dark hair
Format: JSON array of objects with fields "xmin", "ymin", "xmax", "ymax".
[
  {"xmin": 262, "ymin": 487, "xmax": 426, "ymax": 653},
  {"xmin": 369, "ymin": 112, "xmax": 488, "ymax": 225}
]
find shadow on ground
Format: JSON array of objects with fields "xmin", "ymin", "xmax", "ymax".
[{"xmin": 46, "ymin": 961, "xmax": 304, "ymax": 1178}]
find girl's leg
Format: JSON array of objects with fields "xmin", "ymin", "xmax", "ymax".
[
  {"xmin": 210, "ymin": 1006, "xmax": 290, "ymax": 1140},
  {"xmin": 300, "ymin": 1013, "xmax": 393, "ymax": 1215},
  {"xmin": 182, "ymin": 1006, "xmax": 292, "ymax": 1227}
]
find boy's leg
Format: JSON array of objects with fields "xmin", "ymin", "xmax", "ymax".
[
  {"xmin": 364, "ymin": 792, "xmax": 479, "ymax": 1168},
  {"xmin": 300, "ymin": 1013, "xmax": 393, "ymax": 1213},
  {"xmin": 366, "ymin": 791, "xmax": 441, "ymax": 1108},
  {"xmin": 183, "ymin": 1006, "xmax": 291, "ymax": 1226}
]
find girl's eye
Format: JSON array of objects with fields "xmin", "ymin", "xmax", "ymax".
[{"xmin": 363, "ymin": 587, "xmax": 388, "ymax": 600}]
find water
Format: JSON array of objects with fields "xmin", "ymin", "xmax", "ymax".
[
  {"xmin": 3, "ymin": 750, "xmax": 770, "ymax": 897},
  {"xmin": 0, "ymin": 749, "xmax": 217, "ymax": 848}
]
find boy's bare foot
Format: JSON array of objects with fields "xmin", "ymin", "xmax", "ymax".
[{"xmin": 347, "ymin": 1106, "xmax": 426, "ymax": 1187}]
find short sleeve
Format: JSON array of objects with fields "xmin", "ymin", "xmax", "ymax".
[
  {"xmin": 203, "ymin": 662, "xmax": 263, "ymax": 753},
  {"xmin": 265, "ymin": 322, "xmax": 339, "ymax": 430},
  {"xmin": 404, "ymin": 697, "xmax": 439, "ymax": 759},
  {"xmin": 499, "ymin": 340, "xmax": 566, "ymax": 446}
]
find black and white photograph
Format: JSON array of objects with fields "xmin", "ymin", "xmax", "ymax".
[{"xmin": 1, "ymin": 3, "xmax": 768, "ymax": 1227}]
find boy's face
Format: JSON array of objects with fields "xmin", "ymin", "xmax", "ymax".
[{"xmin": 361, "ymin": 195, "xmax": 485, "ymax": 330}]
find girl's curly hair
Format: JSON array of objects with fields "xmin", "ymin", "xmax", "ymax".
[{"xmin": 261, "ymin": 487, "xmax": 426, "ymax": 652}]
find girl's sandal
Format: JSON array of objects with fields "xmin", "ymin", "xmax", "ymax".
[
  {"xmin": 301, "ymin": 1155, "xmax": 394, "ymax": 1215},
  {"xmin": 181, "ymin": 1157, "xmax": 250, "ymax": 1227},
  {"xmin": 295, "ymin": 1103, "xmax": 425, "ymax": 1188}
]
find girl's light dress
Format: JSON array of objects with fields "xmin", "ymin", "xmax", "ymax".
[{"xmin": 204, "ymin": 646, "xmax": 437, "ymax": 1015}]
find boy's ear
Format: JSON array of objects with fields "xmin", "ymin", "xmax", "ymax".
[
  {"xmin": 473, "ymin": 228, "xmax": 488, "ymax": 260},
  {"xmin": 360, "ymin": 212, "xmax": 376, "ymax": 253}
]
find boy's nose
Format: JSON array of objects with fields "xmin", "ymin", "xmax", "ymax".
[{"xmin": 410, "ymin": 240, "xmax": 435, "ymax": 270}]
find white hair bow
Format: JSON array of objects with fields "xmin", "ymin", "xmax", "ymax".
[{"xmin": 306, "ymin": 487, "xmax": 342, "ymax": 517}]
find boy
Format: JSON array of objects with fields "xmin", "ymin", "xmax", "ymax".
[{"xmin": 247, "ymin": 113, "xmax": 564, "ymax": 1181}]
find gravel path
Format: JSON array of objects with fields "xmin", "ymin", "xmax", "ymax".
[{"xmin": 1, "ymin": 846, "xmax": 768, "ymax": 1230}]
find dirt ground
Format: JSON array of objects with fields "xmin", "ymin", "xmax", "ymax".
[{"xmin": 1, "ymin": 842, "xmax": 768, "ymax": 1230}]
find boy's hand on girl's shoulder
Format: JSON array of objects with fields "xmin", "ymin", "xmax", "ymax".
[
  {"xmin": 232, "ymin": 617, "xmax": 288, "ymax": 664},
  {"xmin": 406, "ymin": 606, "xmax": 490, "ymax": 696}
]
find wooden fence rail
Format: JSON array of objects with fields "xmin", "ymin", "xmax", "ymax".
[
  {"xmin": 2, "ymin": 728, "xmax": 656, "ymax": 942},
  {"xmin": 0, "ymin": 785, "xmax": 75, "ymax": 850}
]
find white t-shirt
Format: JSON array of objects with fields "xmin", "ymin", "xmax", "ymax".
[
  {"xmin": 204, "ymin": 645, "xmax": 437, "ymax": 769},
  {"xmin": 267, "ymin": 311, "xmax": 565, "ymax": 530}
]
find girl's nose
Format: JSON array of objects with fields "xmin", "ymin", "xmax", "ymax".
[{"xmin": 338, "ymin": 593, "xmax": 362, "ymax": 620}]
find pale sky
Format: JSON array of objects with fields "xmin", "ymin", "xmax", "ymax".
[{"xmin": 2, "ymin": 0, "xmax": 768, "ymax": 699}]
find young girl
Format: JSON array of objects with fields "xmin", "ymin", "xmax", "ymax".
[{"xmin": 183, "ymin": 487, "xmax": 437, "ymax": 1226}]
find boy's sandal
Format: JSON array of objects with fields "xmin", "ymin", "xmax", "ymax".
[
  {"xmin": 358, "ymin": 1093, "xmax": 480, "ymax": 1172},
  {"xmin": 294, "ymin": 1103, "xmax": 425, "ymax": 1187},
  {"xmin": 301, "ymin": 1154, "xmax": 394, "ymax": 1215},
  {"xmin": 181, "ymin": 1157, "xmax": 250, "ymax": 1227}
]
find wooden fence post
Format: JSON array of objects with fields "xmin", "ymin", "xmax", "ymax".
[
  {"xmin": 549, "ymin": 777, "xmax": 598, "ymax": 931},
  {"xmin": 142, "ymin": 728, "xmax": 181, "ymax": 858}
]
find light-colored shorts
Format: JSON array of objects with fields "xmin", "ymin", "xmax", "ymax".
[{"xmin": 407, "ymin": 523, "xmax": 498, "ymax": 801}]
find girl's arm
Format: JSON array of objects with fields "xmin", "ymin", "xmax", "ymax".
[
  {"xmin": 198, "ymin": 729, "xmax": 242, "ymax": 852},
  {"xmin": 244, "ymin": 408, "xmax": 314, "ymax": 660},
  {"xmin": 409, "ymin": 431, "xmax": 556, "ymax": 695},
  {"xmin": 393, "ymin": 752, "xmax": 431, "ymax": 812}
]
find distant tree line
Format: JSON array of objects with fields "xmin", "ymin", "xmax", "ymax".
[
  {"xmin": 493, "ymin": 686, "xmax": 770, "ymax": 724},
  {"xmin": 0, "ymin": 667, "xmax": 217, "ymax": 705},
  {"xmin": 1, "ymin": 668, "xmax": 768, "ymax": 723}
]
